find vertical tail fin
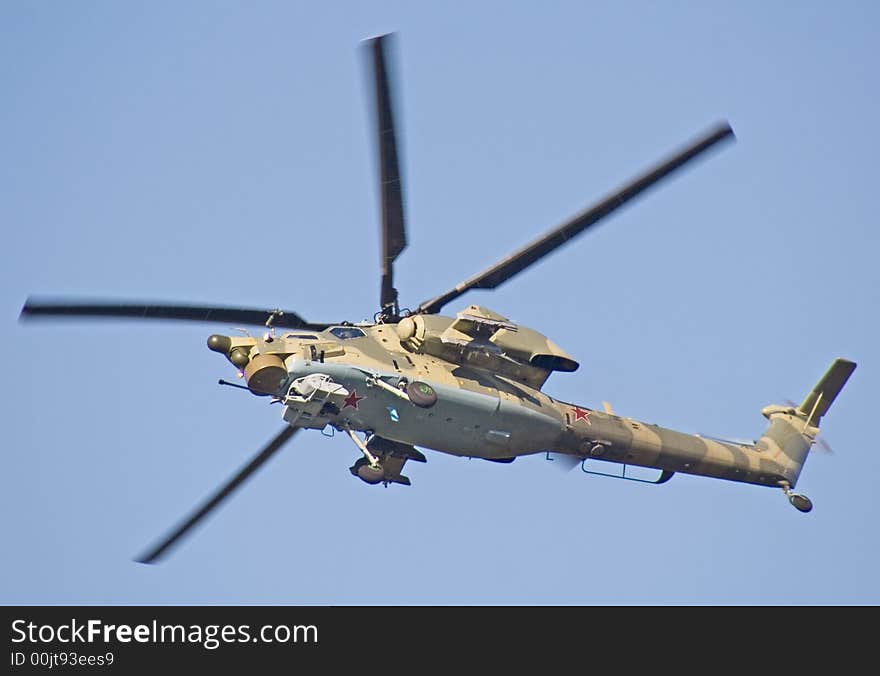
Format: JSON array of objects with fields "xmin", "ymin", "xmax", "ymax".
[
  {"xmin": 758, "ymin": 359, "xmax": 856, "ymax": 488},
  {"xmin": 797, "ymin": 359, "xmax": 857, "ymax": 427}
]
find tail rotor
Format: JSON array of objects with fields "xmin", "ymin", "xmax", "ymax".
[{"xmin": 784, "ymin": 400, "xmax": 834, "ymax": 454}]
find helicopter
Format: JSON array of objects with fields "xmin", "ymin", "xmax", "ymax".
[{"xmin": 20, "ymin": 34, "xmax": 856, "ymax": 564}]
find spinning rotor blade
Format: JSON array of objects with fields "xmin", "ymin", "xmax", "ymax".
[
  {"xmin": 546, "ymin": 452, "xmax": 581, "ymax": 472},
  {"xmin": 417, "ymin": 122, "xmax": 735, "ymax": 315},
  {"xmin": 136, "ymin": 426, "xmax": 298, "ymax": 564},
  {"xmin": 365, "ymin": 33, "xmax": 407, "ymax": 312},
  {"xmin": 20, "ymin": 298, "xmax": 332, "ymax": 331},
  {"xmin": 783, "ymin": 400, "xmax": 834, "ymax": 454}
]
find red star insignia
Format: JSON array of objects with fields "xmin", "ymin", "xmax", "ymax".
[
  {"xmin": 343, "ymin": 389, "xmax": 365, "ymax": 410},
  {"xmin": 572, "ymin": 406, "xmax": 592, "ymax": 425}
]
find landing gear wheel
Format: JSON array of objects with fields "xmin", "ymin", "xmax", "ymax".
[
  {"xmin": 406, "ymin": 381, "xmax": 438, "ymax": 408},
  {"xmin": 789, "ymin": 494, "xmax": 813, "ymax": 513},
  {"xmin": 351, "ymin": 457, "xmax": 385, "ymax": 485}
]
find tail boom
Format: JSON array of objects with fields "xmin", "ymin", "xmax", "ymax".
[
  {"xmin": 551, "ymin": 407, "xmax": 790, "ymax": 488},
  {"xmin": 551, "ymin": 358, "xmax": 855, "ymax": 494}
]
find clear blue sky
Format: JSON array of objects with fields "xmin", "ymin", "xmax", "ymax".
[{"xmin": 2, "ymin": 1, "xmax": 877, "ymax": 604}]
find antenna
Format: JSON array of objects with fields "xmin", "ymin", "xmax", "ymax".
[{"xmin": 218, "ymin": 379, "xmax": 250, "ymax": 391}]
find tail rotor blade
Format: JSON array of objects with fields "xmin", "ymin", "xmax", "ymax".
[
  {"xmin": 546, "ymin": 452, "xmax": 581, "ymax": 472},
  {"xmin": 783, "ymin": 399, "xmax": 834, "ymax": 454},
  {"xmin": 135, "ymin": 426, "xmax": 298, "ymax": 564}
]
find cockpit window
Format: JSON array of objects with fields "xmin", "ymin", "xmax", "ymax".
[
  {"xmin": 330, "ymin": 326, "xmax": 366, "ymax": 340},
  {"xmin": 284, "ymin": 333, "xmax": 319, "ymax": 340}
]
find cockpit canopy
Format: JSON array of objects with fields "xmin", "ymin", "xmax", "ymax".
[{"xmin": 329, "ymin": 326, "xmax": 367, "ymax": 340}]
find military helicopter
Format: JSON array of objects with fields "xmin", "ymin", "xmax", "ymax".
[{"xmin": 20, "ymin": 34, "xmax": 855, "ymax": 564}]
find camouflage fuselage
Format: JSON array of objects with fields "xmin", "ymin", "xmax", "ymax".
[{"xmin": 218, "ymin": 316, "xmax": 797, "ymax": 490}]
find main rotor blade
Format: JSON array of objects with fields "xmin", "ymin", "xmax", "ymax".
[
  {"xmin": 365, "ymin": 33, "xmax": 407, "ymax": 312},
  {"xmin": 136, "ymin": 426, "xmax": 298, "ymax": 564},
  {"xmin": 20, "ymin": 298, "xmax": 332, "ymax": 331},
  {"xmin": 417, "ymin": 122, "xmax": 735, "ymax": 315}
]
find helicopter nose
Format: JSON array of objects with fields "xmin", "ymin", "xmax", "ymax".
[{"xmin": 207, "ymin": 334, "xmax": 232, "ymax": 354}]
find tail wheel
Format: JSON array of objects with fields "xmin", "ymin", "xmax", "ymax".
[
  {"xmin": 406, "ymin": 381, "xmax": 438, "ymax": 408},
  {"xmin": 789, "ymin": 494, "xmax": 813, "ymax": 513}
]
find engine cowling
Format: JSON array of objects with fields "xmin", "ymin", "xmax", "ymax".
[{"xmin": 395, "ymin": 305, "xmax": 579, "ymax": 388}]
